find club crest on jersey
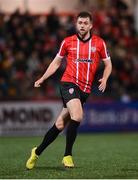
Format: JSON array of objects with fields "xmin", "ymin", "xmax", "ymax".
[
  {"xmin": 91, "ymin": 46, "xmax": 96, "ymax": 52},
  {"xmin": 69, "ymin": 88, "xmax": 74, "ymax": 94}
]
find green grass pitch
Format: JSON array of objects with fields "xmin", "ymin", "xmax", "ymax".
[{"xmin": 0, "ymin": 133, "xmax": 138, "ymax": 179}]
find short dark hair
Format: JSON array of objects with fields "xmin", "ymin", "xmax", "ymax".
[{"xmin": 77, "ymin": 11, "xmax": 92, "ymax": 22}]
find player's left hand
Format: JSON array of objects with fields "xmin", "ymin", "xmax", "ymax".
[{"xmin": 98, "ymin": 78, "xmax": 107, "ymax": 93}]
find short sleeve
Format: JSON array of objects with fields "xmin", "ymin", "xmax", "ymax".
[
  {"xmin": 57, "ymin": 40, "xmax": 67, "ymax": 58},
  {"xmin": 99, "ymin": 39, "xmax": 110, "ymax": 61}
]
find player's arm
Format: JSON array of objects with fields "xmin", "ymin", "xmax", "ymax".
[
  {"xmin": 98, "ymin": 58, "xmax": 112, "ymax": 92},
  {"xmin": 34, "ymin": 55, "xmax": 62, "ymax": 87}
]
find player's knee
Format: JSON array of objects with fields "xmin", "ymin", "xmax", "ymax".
[
  {"xmin": 71, "ymin": 112, "xmax": 83, "ymax": 122},
  {"xmin": 55, "ymin": 120, "xmax": 65, "ymax": 130}
]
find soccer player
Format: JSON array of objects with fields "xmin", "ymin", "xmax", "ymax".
[{"xmin": 26, "ymin": 11, "xmax": 112, "ymax": 169}]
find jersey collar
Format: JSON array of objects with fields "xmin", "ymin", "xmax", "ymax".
[{"xmin": 76, "ymin": 32, "xmax": 92, "ymax": 43}]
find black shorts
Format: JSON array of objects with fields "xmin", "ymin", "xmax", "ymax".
[{"xmin": 60, "ymin": 82, "xmax": 89, "ymax": 108}]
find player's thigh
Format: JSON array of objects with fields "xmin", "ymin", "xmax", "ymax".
[
  {"xmin": 66, "ymin": 98, "xmax": 83, "ymax": 122},
  {"xmin": 55, "ymin": 107, "xmax": 70, "ymax": 130}
]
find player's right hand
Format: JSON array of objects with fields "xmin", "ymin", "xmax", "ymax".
[{"xmin": 34, "ymin": 78, "xmax": 44, "ymax": 87}]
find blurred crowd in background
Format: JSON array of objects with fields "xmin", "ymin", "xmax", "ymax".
[{"xmin": 0, "ymin": 0, "xmax": 138, "ymax": 102}]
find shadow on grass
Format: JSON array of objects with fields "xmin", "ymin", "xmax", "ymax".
[
  {"xmin": 36, "ymin": 165, "xmax": 82, "ymax": 171},
  {"xmin": 36, "ymin": 166, "xmax": 65, "ymax": 171}
]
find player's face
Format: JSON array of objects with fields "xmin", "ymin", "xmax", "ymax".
[{"xmin": 76, "ymin": 17, "xmax": 92, "ymax": 36}]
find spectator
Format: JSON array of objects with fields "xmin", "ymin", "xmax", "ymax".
[{"xmin": 0, "ymin": 0, "xmax": 137, "ymax": 101}]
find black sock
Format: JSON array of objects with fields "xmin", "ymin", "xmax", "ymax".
[
  {"xmin": 64, "ymin": 119, "xmax": 80, "ymax": 156},
  {"xmin": 35, "ymin": 124, "xmax": 61, "ymax": 155}
]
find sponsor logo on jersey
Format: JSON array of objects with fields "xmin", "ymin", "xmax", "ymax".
[
  {"xmin": 69, "ymin": 88, "xmax": 74, "ymax": 94},
  {"xmin": 75, "ymin": 59, "xmax": 93, "ymax": 63}
]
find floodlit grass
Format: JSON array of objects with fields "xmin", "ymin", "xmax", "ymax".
[{"xmin": 0, "ymin": 133, "xmax": 138, "ymax": 179}]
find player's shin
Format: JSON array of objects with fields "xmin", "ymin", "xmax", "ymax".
[
  {"xmin": 64, "ymin": 119, "xmax": 80, "ymax": 156},
  {"xmin": 35, "ymin": 124, "xmax": 62, "ymax": 155},
  {"xmin": 62, "ymin": 119, "xmax": 80, "ymax": 167}
]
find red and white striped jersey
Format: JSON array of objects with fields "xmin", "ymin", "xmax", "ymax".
[{"xmin": 57, "ymin": 34, "xmax": 110, "ymax": 93}]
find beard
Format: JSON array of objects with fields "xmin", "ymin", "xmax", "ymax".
[
  {"xmin": 77, "ymin": 29, "xmax": 89, "ymax": 38},
  {"xmin": 79, "ymin": 29, "xmax": 87, "ymax": 35}
]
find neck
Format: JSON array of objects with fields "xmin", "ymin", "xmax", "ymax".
[
  {"xmin": 77, "ymin": 31, "xmax": 92, "ymax": 43},
  {"xmin": 79, "ymin": 31, "xmax": 91, "ymax": 41}
]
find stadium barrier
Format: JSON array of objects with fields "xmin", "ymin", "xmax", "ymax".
[
  {"xmin": 0, "ymin": 101, "xmax": 62, "ymax": 136},
  {"xmin": 81, "ymin": 102, "xmax": 138, "ymax": 132},
  {"xmin": 0, "ymin": 101, "xmax": 138, "ymax": 136}
]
